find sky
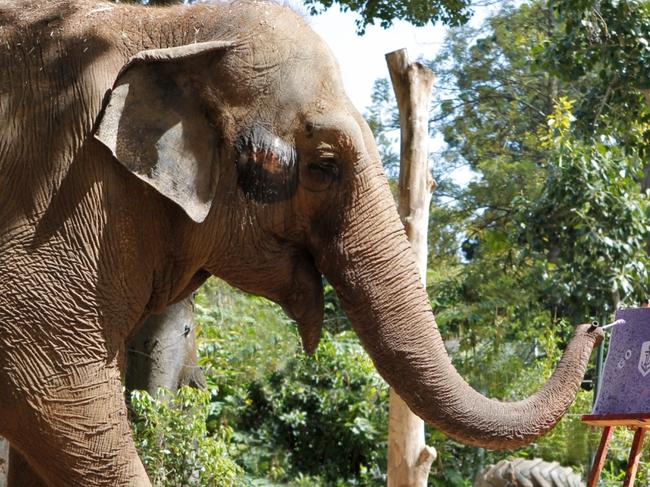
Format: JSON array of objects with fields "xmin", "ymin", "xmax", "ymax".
[
  {"xmin": 307, "ymin": 9, "xmax": 448, "ymax": 113},
  {"xmin": 301, "ymin": 3, "xmax": 499, "ymax": 114}
]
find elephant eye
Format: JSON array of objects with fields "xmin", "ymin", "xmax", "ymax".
[
  {"xmin": 302, "ymin": 155, "xmax": 340, "ymax": 193},
  {"xmin": 235, "ymin": 126, "xmax": 298, "ymax": 203}
]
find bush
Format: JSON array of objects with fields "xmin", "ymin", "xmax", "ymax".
[
  {"xmin": 194, "ymin": 278, "xmax": 299, "ymax": 431},
  {"xmin": 235, "ymin": 331, "xmax": 389, "ymax": 486},
  {"xmin": 130, "ymin": 386, "xmax": 247, "ymax": 486},
  {"xmin": 194, "ymin": 279, "xmax": 390, "ymax": 485}
]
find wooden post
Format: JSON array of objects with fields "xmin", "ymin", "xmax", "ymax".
[
  {"xmin": 587, "ymin": 426, "xmax": 613, "ymax": 487},
  {"xmin": 624, "ymin": 428, "xmax": 646, "ymax": 487},
  {"xmin": 386, "ymin": 48, "xmax": 437, "ymax": 487}
]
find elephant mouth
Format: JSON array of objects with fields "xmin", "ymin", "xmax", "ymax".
[{"xmin": 278, "ymin": 251, "xmax": 325, "ymax": 355}]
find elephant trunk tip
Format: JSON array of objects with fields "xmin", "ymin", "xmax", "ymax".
[{"xmin": 576, "ymin": 322, "xmax": 605, "ymax": 346}]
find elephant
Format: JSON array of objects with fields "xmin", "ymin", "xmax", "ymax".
[
  {"xmin": 125, "ymin": 295, "xmax": 206, "ymax": 395},
  {"xmin": 0, "ymin": 0, "xmax": 603, "ymax": 485},
  {"xmin": 1, "ymin": 296, "xmax": 205, "ymax": 487}
]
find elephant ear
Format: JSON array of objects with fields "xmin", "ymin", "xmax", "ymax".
[{"xmin": 94, "ymin": 41, "xmax": 233, "ymax": 223}]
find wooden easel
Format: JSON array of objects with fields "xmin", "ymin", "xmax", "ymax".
[{"xmin": 582, "ymin": 413, "xmax": 650, "ymax": 486}]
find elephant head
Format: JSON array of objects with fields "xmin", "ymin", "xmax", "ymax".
[
  {"xmin": 94, "ymin": 3, "xmax": 602, "ymax": 449},
  {"xmin": 126, "ymin": 296, "xmax": 206, "ymax": 395}
]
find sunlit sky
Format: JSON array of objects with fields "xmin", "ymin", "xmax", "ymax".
[
  {"xmin": 301, "ymin": 3, "xmax": 499, "ymax": 114},
  {"xmin": 308, "ymin": 9, "xmax": 447, "ymax": 113}
]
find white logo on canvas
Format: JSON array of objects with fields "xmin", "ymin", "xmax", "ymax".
[{"xmin": 639, "ymin": 341, "xmax": 650, "ymax": 377}]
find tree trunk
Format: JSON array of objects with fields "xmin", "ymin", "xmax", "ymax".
[{"xmin": 386, "ymin": 48, "xmax": 437, "ymax": 487}]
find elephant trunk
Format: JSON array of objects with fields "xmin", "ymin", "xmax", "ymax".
[{"xmin": 316, "ymin": 158, "xmax": 603, "ymax": 450}]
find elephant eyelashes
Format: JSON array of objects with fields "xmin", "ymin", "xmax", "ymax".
[{"xmin": 235, "ymin": 126, "xmax": 298, "ymax": 203}]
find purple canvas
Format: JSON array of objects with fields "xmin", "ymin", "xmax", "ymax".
[{"xmin": 593, "ymin": 308, "xmax": 650, "ymax": 415}]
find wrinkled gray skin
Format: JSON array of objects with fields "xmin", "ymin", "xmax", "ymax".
[
  {"xmin": 2, "ymin": 297, "xmax": 205, "ymax": 487},
  {"xmin": 126, "ymin": 296, "xmax": 206, "ymax": 394},
  {"xmin": 0, "ymin": 1, "xmax": 602, "ymax": 485}
]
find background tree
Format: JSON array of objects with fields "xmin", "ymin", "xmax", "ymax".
[
  {"xmin": 542, "ymin": 0, "xmax": 650, "ymax": 253},
  {"xmin": 367, "ymin": 1, "xmax": 648, "ymax": 484},
  {"xmin": 303, "ymin": 0, "xmax": 473, "ymax": 33}
]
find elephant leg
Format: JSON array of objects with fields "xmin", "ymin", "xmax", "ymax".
[
  {"xmin": 7, "ymin": 447, "xmax": 47, "ymax": 487},
  {"xmin": 5, "ymin": 361, "xmax": 150, "ymax": 487}
]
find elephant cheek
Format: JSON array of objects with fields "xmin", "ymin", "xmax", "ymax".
[{"xmin": 279, "ymin": 263, "xmax": 324, "ymax": 355}]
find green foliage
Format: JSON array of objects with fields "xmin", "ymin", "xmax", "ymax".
[
  {"xmin": 539, "ymin": 0, "xmax": 650, "ymax": 453},
  {"xmin": 304, "ymin": 0, "xmax": 472, "ymax": 34},
  {"xmin": 194, "ymin": 280, "xmax": 386, "ymax": 486},
  {"xmin": 236, "ymin": 331, "xmax": 388, "ymax": 486},
  {"xmin": 545, "ymin": 0, "xmax": 650, "ymax": 89},
  {"xmin": 541, "ymin": 0, "xmax": 650, "ymax": 154},
  {"xmin": 323, "ymin": 284, "xmax": 354, "ymax": 334},
  {"xmin": 364, "ymin": 0, "xmax": 649, "ymax": 483},
  {"xmin": 130, "ymin": 386, "xmax": 247, "ymax": 486},
  {"xmin": 517, "ymin": 98, "xmax": 650, "ymax": 319},
  {"xmin": 194, "ymin": 279, "xmax": 299, "ymax": 430},
  {"xmin": 419, "ymin": 0, "xmax": 649, "ymax": 323}
]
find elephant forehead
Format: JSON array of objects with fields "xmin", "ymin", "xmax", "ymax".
[
  {"xmin": 282, "ymin": 42, "xmax": 344, "ymax": 107},
  {"xmin": 232, "ymin": 10, "xmax": 344, "ymax": 108}
]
